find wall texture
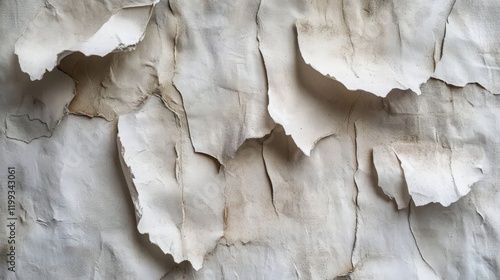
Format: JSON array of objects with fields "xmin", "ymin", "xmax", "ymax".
[{"xmin": 1, "ymin": 0, "xmax": 499, "ymax": 279}]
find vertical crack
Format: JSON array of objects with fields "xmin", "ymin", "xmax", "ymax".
[
  {"xmin": 256, "ymin": 0, "xmax": 271, "ymax": 111},
  {"xmin": 350, "ymin": 122, "xmax": 360, "ymax": 272},
  {"xmin": 166, "ymin": 2, "xmax": 188, "ymax": 259},
  {"xmin": 407, "ymin": 201, "xmax": 439, "ymax": 277},
  {"xmin": 174, "ymin": 141, "xmax": 187, "ymax": 260},
  {"xmin": 341, "ymin": 0, "xmax": 359, "ymax": 78},
  {"xmin": 262, "ymin": 142, "xmax": 280, "ymax": 218},
  {"xmin": 435, "ymin": 0, "xmax": 457, "ymax": 66},
  {"xmin": 168, "ymin": 0, "xmax": 179, "ymax": 74}
]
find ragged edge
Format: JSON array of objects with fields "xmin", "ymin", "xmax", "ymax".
[
  {"xmin": 56, "ymin": 6, "xmax": 163, "ymax": 122},
  {"xmin": 256, "ymin": 0, "xmax": 324, "ymax": 159},
  {"xmin": 168, "ymin": 0, "xmax": 223, "ymax": 164},
  {"xmin": 169, "ymin": 0, "xmax": 274, "ymax": 165},
  {"xmin": 372, "ymin": 145, "xmax": 411, "ymax": 209},
  {"xmin": 116, "ymin": 122, "xmax": 143, "ymax": 225},
  {"xmin": 116, "ymin": 101, "xmax": 199, "ymax": 270},
  {"xmin": 167, "ymin": 0, "xmax": 222, "ymax": 167},
  {"xmin": 295, "ymin": 0, "xmax": 464, "ymax": 98},
  {"xmin": 159, "ymin": 88, "xmax": 224, "ymax": 270},
  {"xmin": 156, "ymin": 4, "xmax": 222, "ymax": 268},
  {"xmin": 392, "ymin": 143, "xmax": 485, "ymax": 207},
  {"xmin": 15, "ymin": 3, "xmax": 158, "ymax": 81},
  {"xmin": 164, "ymin": 0, "xmax": 224, "ymax": 175},
  {"xmin": 294, "ymin": 19, "xmax": 393, "ymax": 98},
  {"xmin": 392, "ymin": 147, "xmax": 436, "ymax": 207},
  {"xmin": 70, "ymin": 5, "xmax": 155, "ymax": 57}
]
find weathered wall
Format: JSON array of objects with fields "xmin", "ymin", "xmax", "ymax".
[{"xmin": 1, "ymin": 0, "xmax": 499, "ymax": 279}]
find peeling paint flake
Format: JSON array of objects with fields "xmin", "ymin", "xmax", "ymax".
[
  {"xmin": 2, "ymin": 0, "xmax": 500, "ymax": 278},
  {"xmin": 117, "ymin": 96, "xmax": 224, "ymax": 270},
  {"xmin": 170, "ymin": 0, "xmax": 274, "ymax": 163},
  {"xmin": 296, "ymin": 0, "xmax": 455, "ymax": 97},
  {"xmin": 15, "ymin": 0, "xmax": 158, "ymax": 80},
  {"xmin": 393, "ymin": 143, "xmax": 484, "ymax": 207}
]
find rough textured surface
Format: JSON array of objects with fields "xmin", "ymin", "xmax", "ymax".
[
  {"xmin": 118, "ymin": 96, "xmax": 224, "ymax": 270},
  {"xmin": 15, "ymin": 0, "xmax": 157, "ymax": 80},
  {"xmin": 297, "ymin": 0, "xmax": 454, "ymax": 96},
  {"xmin": 374, "ymin": 142, "xmax": 484, "ymax": 207},
  {"xmin": 5, "ymin": 115, "xmax": 52, "ymax": 143},
  {"xmin": 170, "ymin": 0, "xmax": 274, "ymax": 162},
  {"xmin": 433, "ymin": 0, "xmax": 500, "ymax": 94},
  {"xmin": 1, "ymin": 0, "xmax": 500, "ymax": 279}
]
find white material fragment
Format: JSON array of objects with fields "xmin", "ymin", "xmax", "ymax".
[
  {"xmin": 373, "ymin": 145, "xmax": 411, "ymax": 209},
  {"xmin": 59, "ymin": 18, "xmax": 161, "ymax": 120},
  {"xmin": 374, "ymin": 142, "xmax": 485, "ymax": 208},
  {"xmin": 258, "ymin": 0, "xmax": 362, "ymax": 155},
  {"xmin": 433, "ymin": 0, "xmax": 500, "ymax": 94},
  {"xmin": 117, "ymin": 96, "xmax": 225, "ymax": 270},
  {"xmin": 296, "ymin": 0, "xmax": 454, "ymax": 97},
  {"xmin": 393, "ymin": 143, "xmax": 484, "ymax": 207},
  {"xmin": 14, "ymin": 1, "xmax": 157, "ymax": 80},
  {"xmin": 170, "ymin": 0, "xmax": 274, "ymax": 162},
  {"xmin": 77, "ymin": 6, "xmax": 153, "ymax": 56},
  {"xmin": 2, "ymin": 0, "xmax": 500, "ymax": 278},
  {"xmin": 0, "ymin": 115, "xmax": 174, "ymax": 279}
]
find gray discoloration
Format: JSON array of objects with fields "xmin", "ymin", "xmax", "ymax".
[{"xmin": 5, "ymin": 114, "xmax": 52, "ymax": 143}]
